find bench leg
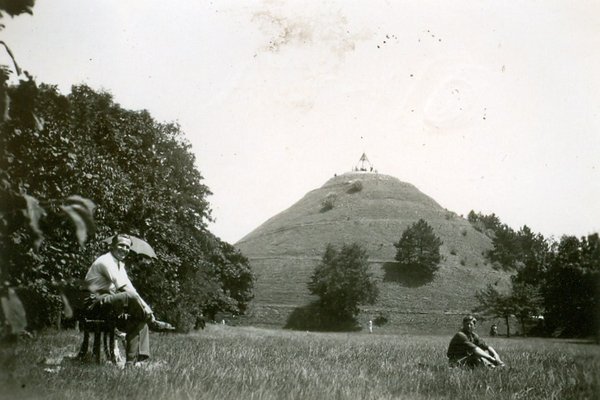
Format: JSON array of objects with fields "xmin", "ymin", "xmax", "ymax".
[
  {"xmin": 109, "ymin": 328, "xmax": 116, "ymax": 363},
  {"xmin": 93, "ymin": 326, "xmax": 101, "ymax": 364},
  {"xmin": 78, "ymin": 328, "xmax": 90, "ymax": 359},
  {"xmin": 103, "ymin": 330, "xmax": 112, "ymax": 361}
]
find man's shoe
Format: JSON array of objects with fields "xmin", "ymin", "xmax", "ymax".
[{"xmin": 149, "ymin": 318, "xmax": 175, "ymax": 332}]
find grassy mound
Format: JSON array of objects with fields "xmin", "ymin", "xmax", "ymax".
[{"xmin": 236, "ymin": 172, "xmax": 511, "ymax": 329}]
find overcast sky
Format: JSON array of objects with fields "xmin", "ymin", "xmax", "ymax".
[{"xmin": 3, "ymin": 0, "xmax": 599, "ymax": 243}]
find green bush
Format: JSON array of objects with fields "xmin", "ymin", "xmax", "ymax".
[{"xmin": 171, "ymin": 307, "xmax": 196, "ymax": 333}]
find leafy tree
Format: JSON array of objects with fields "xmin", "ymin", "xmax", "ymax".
[
  {"xmin": 484, "ymin": 222, "xmax": 549, "ymax": 275},
  {"xmin": 207, "ymin": 239, "xmax": 254, "ymax": 318},
  {"xmin": 467, "ymin": 210, "xmax": 502, "ymax": 237},
  {"xmin": 468, "ymin": 212, "xmax": 548, "ymax": 274},
  {"xmin": 474, "ymin": 284, "xmax": 514, "ymax": 337},
  {"xmin": 58, "ymin": 85, "xmax": 253, "ymax": 331},
  {"xmin": 510, "ymin": 282, "xmax": 543, "ymax": 334},
  {"xmin": 394, "ymin": 219, "xmax": 443, "ymax": 280},
  {"xmin": 470, "ymin": 211, "xmax": 599, "ymax": 339},
  {"xmin": 543, "ymin": 234, "xmax": 599, "ymax": 337},
  {"xmin": 511, "ymin": 226, "xmax": 548, "ymax": 284},
  {"xmin": 1, "ymin": 1, "xmax": 96, "ymax": 335},
  {"xmin": 308, "ymin": 243, "xmax": 378, "ymax": 324},
  {"xmin": 1, "ymin": 79, "xmax": 254, "ymax": 332},
  {"xmin": 487, "ymin": 225, "xmax": 520, "ymax": 270},
  {"xmin": 474, "ymin": 282, "xmax": 543, "ymax": 337},
  {"xmin": 0, "ymin": 0, "xmax": 255, "ymax": 335}
]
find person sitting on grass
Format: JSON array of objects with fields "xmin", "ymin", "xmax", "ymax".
[
  {"xmin": 85, "ymin": 234, "xmax": 174, "ymax": 366},
  {"xmin": 447, "ymin": 315, "xmax": 505, "ymax": 368},
  {"xmin": 490, "ymin": 324, "xmax": 498, "ymax": 337}
]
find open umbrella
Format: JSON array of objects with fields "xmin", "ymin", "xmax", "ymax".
[{"xmin": 103, "ymin": 235, "xmax": 157, "ymax": 258}]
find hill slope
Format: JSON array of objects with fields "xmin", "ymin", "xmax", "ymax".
[{"xmin": 236, "ymin": 172, "xmax": 510, "ymax": 331}]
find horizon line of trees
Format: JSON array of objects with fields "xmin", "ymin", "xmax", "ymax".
[
  {"xmin": 291, "ymin": 213, "xmax": 597, "ymax": 338},
  {"xmin": 468, "ymin": 211, "xmax": 599, "ymax": 339}
]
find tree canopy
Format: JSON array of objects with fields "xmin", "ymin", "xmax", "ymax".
[
  {"xmin": 1, "ymin": 80, "xmax": 254, "ymax": 332},
  {"xmin": 542, "ymin": 234, "xmax": 599, "ymax": 337},
  {"xmin": 474, "ymin": 282, "xmax": 543, "ymax": 337},
  {"xmin": 394, "ymin": 219, "xmax": 443, "ymax": 280},
  {"xmin": 470, "ymin": 211, "xmax": 599, "ymax": 338},
  {"xmin": 308, "ymin": 243, "xmax": 378, "ymax": 323}
]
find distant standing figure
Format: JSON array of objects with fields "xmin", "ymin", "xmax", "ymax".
[
  {"xmin": 490, "ymin": 324, "xmax": 498, "ymax": 337},
  {"xmin": 447, "ymin": 315, "xmax": 505, "ymax": 368},
  {"xmin": 368, "ymin": 320, "xmax": 373, "ymax": 334}
]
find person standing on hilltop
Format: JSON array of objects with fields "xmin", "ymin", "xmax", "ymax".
[{"xmin": 447, "ymin": 315, "xmax": 505, "ymax": 368}]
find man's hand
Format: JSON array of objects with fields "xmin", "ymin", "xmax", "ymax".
[
  {"xmin": 148, "ymin": 316, "xmax": 175, "ymax": 332},
  {"xmin": 89, "ymin": 294, "xmax": 108, "ymax": 308}
]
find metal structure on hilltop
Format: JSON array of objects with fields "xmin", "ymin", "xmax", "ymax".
[{"xmin": 353, "ymin": 152, "xmax": 376, "ymax": 172}]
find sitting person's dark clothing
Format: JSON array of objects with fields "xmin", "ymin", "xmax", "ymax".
[{"xmin": 447, "ymin": 316, "xmax": 505, "ymax": 368}]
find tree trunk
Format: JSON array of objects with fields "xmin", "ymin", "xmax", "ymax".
[{"xmin": 504, "ymin": 315, "xmax": 510, "ymax": 337}]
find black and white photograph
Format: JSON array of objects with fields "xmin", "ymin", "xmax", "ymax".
[{"xmin": 1, "ymin": 1, "xmax": 599, "ymax": 399}]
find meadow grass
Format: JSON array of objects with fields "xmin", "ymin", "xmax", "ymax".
[{"xmin": 1, "ymin": 324, "xmax": 598, "ymax": 400}]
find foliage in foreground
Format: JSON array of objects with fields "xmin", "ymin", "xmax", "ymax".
[
  {"xmin": 0, "ymin": 1, "xmax": 254, "ymax": 334},
  {"xmin": 1, "ymin": 326, "xmax": 599, "ymax": 400},
  {"xmin": 1, "ymin": 80, "xmax": 255, "ymax": 332},
  {"xmin": 0, "ymin": 0, "xmax": 97, "ymax": 336}
]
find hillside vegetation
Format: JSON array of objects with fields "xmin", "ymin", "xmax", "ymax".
[{"xmin": 236, "ymin": 172, "xmax": 511, "ymax": 331}]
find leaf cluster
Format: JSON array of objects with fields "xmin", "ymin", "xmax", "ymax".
[{"xmin": 0, "ymin": 0, "xmax": 34, "ymax": 18}]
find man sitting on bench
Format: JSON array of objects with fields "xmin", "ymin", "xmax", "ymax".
[{"xmin": 84, "ymin": 234, "xmax": 173, "ymax": 366}]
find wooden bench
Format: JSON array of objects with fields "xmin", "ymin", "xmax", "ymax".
[
  {"xmin": 60, "ymin": 282, "xmax": 123, "ymax": 364},
  {"xmin": 77, "ymin": 316, "xmax": 121, "ymax": 364}
]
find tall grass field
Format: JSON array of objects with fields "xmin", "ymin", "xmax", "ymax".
[{"xmin": 1, "ymin": 325, "xmax": 598, "ymax": 399}]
